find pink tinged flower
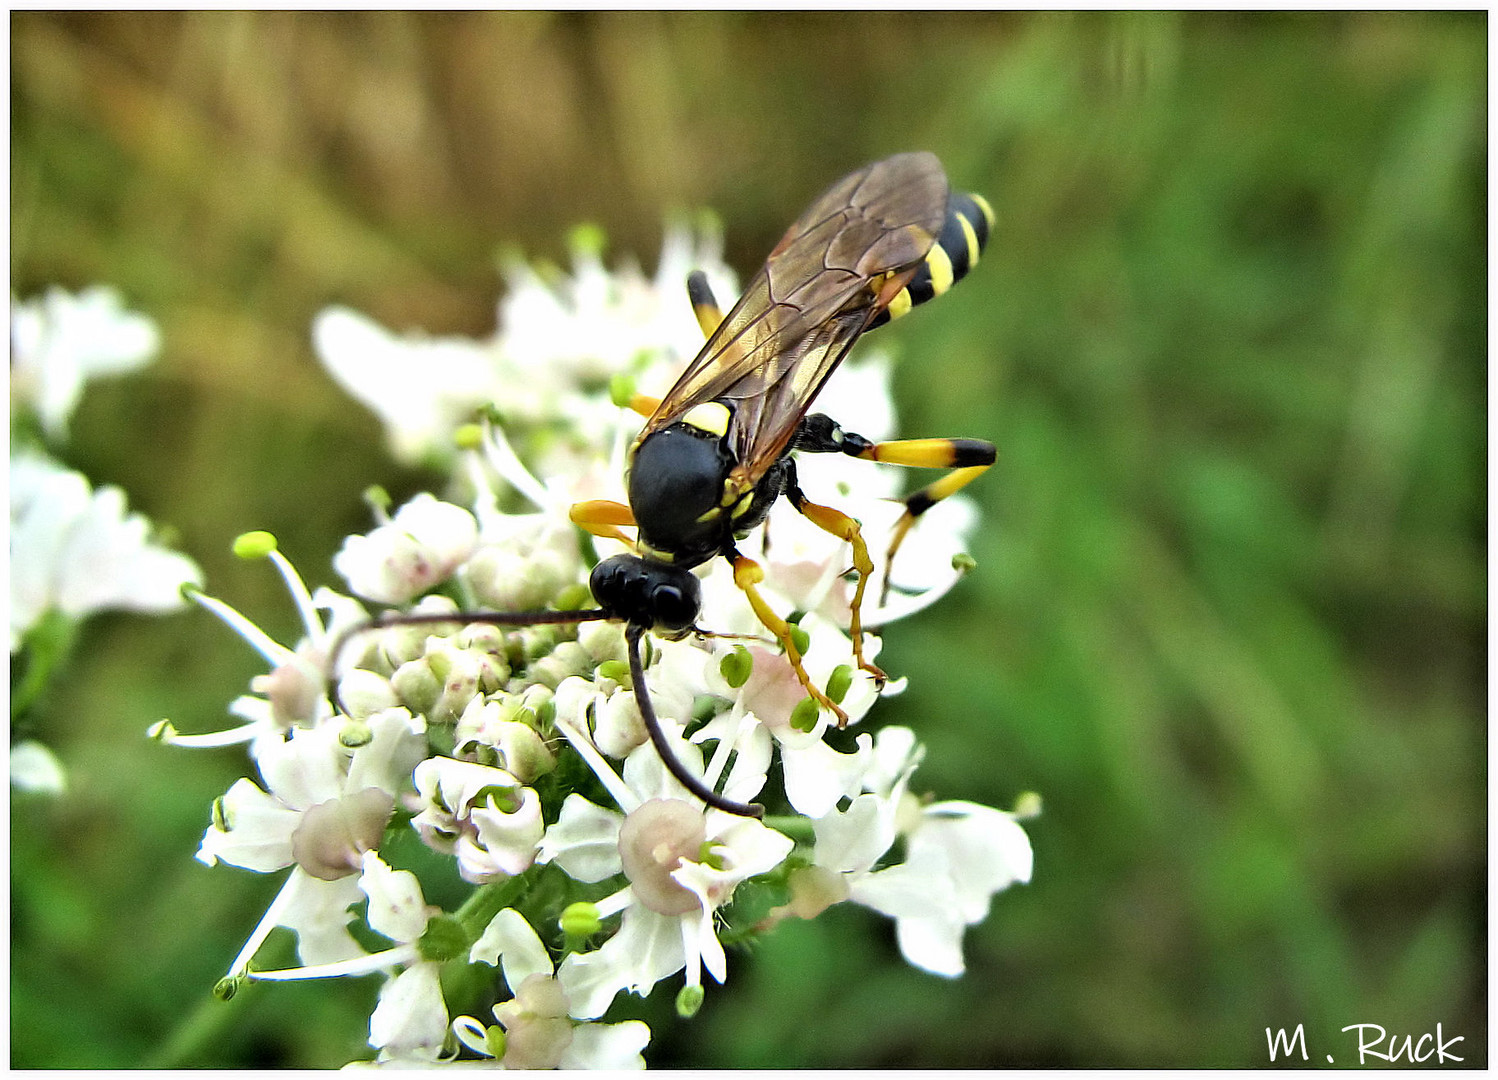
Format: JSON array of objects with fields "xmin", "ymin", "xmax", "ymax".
[
  {"xmin": 292, "ymin": 789, "xmax": 396, "ymax": 881},
  {"xmin": 333, "ymin": 493, "xmax": 479, "ymax": 605},
  {"xmin": 543, "ymin": 727, "xmax": 791, "ymax": 1019},
  {"xmin": 195, "ymin": 710, "xmax": 426, "ymax": 973},
  {"xmin": 410, "ymin": 757, "xmax": 544, "ymax": 883},
  {"xmin": 459, "ymin": 908, "xmax": 651, "ymax": 1069}
]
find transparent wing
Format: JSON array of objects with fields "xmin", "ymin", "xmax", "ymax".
[{"xmin": 645, "ymin": 152, "xmax": 949, "ymax": 477}]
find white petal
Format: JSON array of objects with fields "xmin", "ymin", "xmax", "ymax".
[
  {"xmin": 536, "ymin": 794, "xmax": 624, "ymax": 883},
  {"xmin": 359, "ymin": 853, "xmax": 432, "ymax": 945},
  {"xmin": 253, "ymin": 724, "xmax": 347, "ymax": 811},
  {"xmin": 344, "ymin": 708, "xmax": 426, "ymax": 797},
  {"xmin": 196, "ymin": 777, "xmax": 298, "ymax": 871},
  {"xmin": 812, "ymin": 792, "xmax": 895, "ymax": 876},
  {"xmin": 555, "ymin": 906, "xmax": 684, "ymax": 1020},
  {"xmin": 781, "ymin": 734, "xmax": 872, "ymax": 818},
  {"xmin": 10, "ymin": 740, "xmax": 67, "ymax": 794},
  {"xmin": 849, "ymin": 850, "xmax": 967, "ymax": 977},
  {"xmin": 368, "ymin": 963, "xmax": 449, "ymax": 1060},
  {"xmin": 558, "ymin": 1020, "xmax": 651, "ymax": 1070},
  {"xmin": 470, "ymin": 908, "xmax": 554, "ymax": 990},
  {"xmin": 278, "ymin": 869, "xmax": 368, "ymax": 966},
  {"xmin": 912, "ymin": 802, "xmax": 1034, "ymax": 923}
]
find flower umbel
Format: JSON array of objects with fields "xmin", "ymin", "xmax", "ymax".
[{"xmin": 173, "ymin": 221, "xmax": 1031, "ymax": 1067}]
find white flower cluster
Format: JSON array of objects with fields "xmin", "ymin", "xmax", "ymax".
[
  {"xmin": 171, "ymin": 225, "xmax": 1034, "ymax": 1068},
  {"xmin": 10, "ymin": 287, "xmax": 202, "ymax": 794}
]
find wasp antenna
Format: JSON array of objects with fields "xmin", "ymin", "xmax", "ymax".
[{"xmin": 626, "ymin": 625, "xmax": 764, "ymax": 819}]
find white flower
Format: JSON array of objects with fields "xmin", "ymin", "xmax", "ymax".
[
  {"xmin": 312, "ymin": 221, "xmax": 734, "ymax": 471},
  {"xmin": 196, "ymin": 709, "xmax": 427, "ymax": 977},
  {"xmin": 10, "ymin": 451, "xmax": 201, "ymax": 650},
  {"xmin": 537, "ymin": 723, "xmax": 790, "ymax": 1019},
  {"xmin": 11, "ymin": 285, "xmax": 161, "ymax": 438},
  {"xmin": 361, "ymin": 853, "xmax": 450, "ymax": 1062},
  {"xmin": 313, "ymin": 305, "xmax": 504, "ymax": 467},
  {"xmin": 333, "ymin": 494, "xmax": 479, "ymax": 606},
  {"xmin": 410, "ymin": 757, "xmax": 544, "ymax": 883},
  {"xmin": 795, "ymin": 727, "xmax": 1034, "ymax": 978},
  {"xmin": 153, "ymin": 538, "xmax": 368, "ymax": 750},
  {"xmin": 455, "ymin": 908, "xmax": 651, "ymax": 1069}
]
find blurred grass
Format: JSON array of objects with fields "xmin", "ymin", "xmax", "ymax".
[{"xmin": 10, "ymin": 10, "xmax": 1485, "ymax": 1068}]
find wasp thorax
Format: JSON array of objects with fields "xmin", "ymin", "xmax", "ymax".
[
  {"xmin": 589, "ymin": 553, "xmax": 701, "ymax": 634},
  {"xmin": 627, "ymin": 422, "xmax": 735, "ymax": 561}
]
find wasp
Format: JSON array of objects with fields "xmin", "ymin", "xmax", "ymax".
[{"xmin": 334, "ymin": 152, "xmax": 995, "ymax": 819}]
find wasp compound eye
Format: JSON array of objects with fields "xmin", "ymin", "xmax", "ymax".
[{"xmin": 649, "ymin": 576, "xmax": 700, "ymax": 633}]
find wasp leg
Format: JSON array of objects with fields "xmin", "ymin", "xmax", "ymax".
[
  {"xmin": 569, "ymin": 500, "xmax": 637, "ymax": 547},
  {"xmin": 621, "ymin": 393, "xmax": 661, "ymax": 419},
  {"xmin": 795, "ymin": 415, "xmax": 995, "ymax": 602},
  {"xmin": 687, "ymin": 270, "xmax": 725, "ymax": 338},
  {"xmin": 730, "ymin": 550, "xmax": 850, "ymax": 727},
  {"xmin": 783, "ymin": 471, "xmax": 886, "ymax": 685}
]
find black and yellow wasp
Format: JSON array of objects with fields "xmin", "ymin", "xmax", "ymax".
[{"xmin": 335, "ymin": 152, "xmax": 995, "ymax": 818}]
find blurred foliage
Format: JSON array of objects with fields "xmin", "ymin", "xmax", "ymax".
[{"xmin": 10, "ymin": 10, "xmax": 1485, "ymax": 1069}]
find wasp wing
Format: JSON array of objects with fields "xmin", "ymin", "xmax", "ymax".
[{"xmin": 646, "ymin": 152, "xmax": 949, "ymax": 479}]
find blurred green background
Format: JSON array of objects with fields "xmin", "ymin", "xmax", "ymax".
[{"xmin": 10, "ymin": 10, "xmax": 1485, "ymax": 1069}]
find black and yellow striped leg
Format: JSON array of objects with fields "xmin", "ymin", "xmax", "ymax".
[
  {"xmin": 730, "ymin": 549, "xmax": 850, "ymax": 726},
  {"xmin": 687, "ymin": 270, "xmax": 725, "ymax": 338},
  {"xmin": 783, "ymin": 473, "xmax": 886, "ymax": 685},
  {"xmin": 794, "ymin": 414, "xmax": 995, "ymax": 602}
]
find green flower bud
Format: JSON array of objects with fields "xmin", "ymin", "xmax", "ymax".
[
  {"xmin": 610, "ymin": 373, "xmax": 637, "ymax": 409},
  {"xmin": 789, "ymin": 624, "xmax": 811, "ymax": 656},
  {"xmin": 560, "ymin": 901, "xmax": 601, "ymax": 938},
  {"xmin": 392, "ymin": 659, "xmax": 442, "ymax": 716},
  {"xmin": 596, "ymin": 659, "xmax": 631, "ymax": 687},
  {"xmin": 338, "ymin": 718, "xmax": 373, "ymax": 748}
]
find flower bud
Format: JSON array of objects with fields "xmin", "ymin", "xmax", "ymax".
[
  {"xmin": 335, "ymin": 668, "xmax": 399, "ymax": 719},
  {"xmin": 392, "ymin": 658, "xmax": 442, "ymax": 716},
  {"xmin": 560, "ymin": 901, "xmax": 601, "ymax": 938}
]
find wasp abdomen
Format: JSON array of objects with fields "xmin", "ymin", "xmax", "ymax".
[{"xmin": 869, "ymin": 190, "xmax": 994, "ymax": 329}]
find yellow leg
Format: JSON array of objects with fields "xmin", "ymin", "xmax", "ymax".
[
  {"xmin": 569, "ymin": 500, "xmax": 636, "ymax": 547},
  {"xmin": 732, "ymin": 554, "xmax": 849, "ymax": 726},
  {"xmin": 624, "ymin": 393, "xmax": 660, "ymax": 419},
  {"xmin": 788, "ymin": 493, "xmax": 886, "ymax": 685}
]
